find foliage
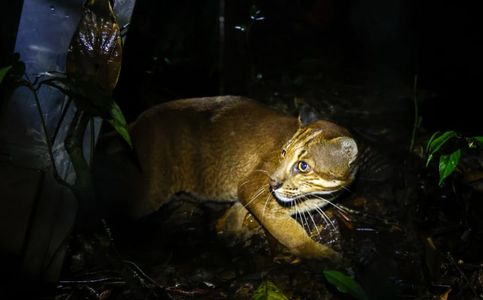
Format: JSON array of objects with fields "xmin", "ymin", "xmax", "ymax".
[
  {"xmin": 252, "ymin": 281, "xmax": 289, "ymax": 300},
  {"xmin": 425, "ymin": 131, "xmax": 483, "ymax": 186},
  {"xmin": 323, "ymin": 270, "xmax": 368, "ymax": 300},
  {"xmin": 40, "ymin": 74, "xmax": 132, "ymax": 148},
  {"xmin": 0, "ymin": 0, "xmax": 130, "ymax": 191},
  {"xmin": 106, "ymin": 102, "xmax": 132, "ymax": 147},
  {"xmin": 0, "ymin": 65, "xmax": 12, "ymax": 83}
]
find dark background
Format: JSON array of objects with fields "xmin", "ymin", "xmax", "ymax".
[
  {"xmin": 111, "ymin": 0, "xmax": 482, "ymax": 135},
  {"xmin": 1, "ymin": 0, "xmax": 481, "ymax": 134}
]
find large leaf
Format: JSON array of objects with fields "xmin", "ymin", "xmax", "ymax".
[
  {"xmin": 251, "ymin": 281, "xmax": 289, "ymax": 300},
  {"xmin": 66, "ymin": 0, "xmax": 122, "ymax": 94},
  {"xmin": 438, "ymin": 149, "xmax": 461, "ymax": 186},
  {"xmin": 106, "ymin": 101, "xmax": 132, "ymax": 148},
  {"xmin": 323, "ymin": 270, "xmax": 368, "ymax": 300},
  {"xmin": 425, "ymin": 131, "xmax": 457, "ymax": 167},
  {"xmin": 0, "ymin": 65, "xmax": 12, "ymax": 84}
]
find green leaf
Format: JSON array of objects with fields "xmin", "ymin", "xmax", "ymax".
[
  {"xmin": 427, "ymin": 131, "xmax": 457, "ymax": 155},
  {"xmin": 425, "ymin": 131, "xmax": 440, "ymax": 153},
  {"xmin": 472, "ymin": 136, "xmax": 483, "ymax": 146},
  {"xmin": 438, "ymin": 149, "xmax": 461, "ymax": 186},
  {"xmin": 106, "ymin": 101, "xmax": 132, "ymax": 148},
  {"xmin": 251, "ymin": 281, "xmax": 289, "ymax": 300},
  {"xmin": 425, "ymin": 153, "xmax": 434, "ymax": 168},
  {"xmin": 0, "ymin": 65, "xmax": 12, "ymax": 84},
  {"xmin": 41, "ymin": 74, "xmax": 132, "ymax": 147},
  {"xmin": 323, "ymin": 270, "xmax": 368, "ymax": 300}
]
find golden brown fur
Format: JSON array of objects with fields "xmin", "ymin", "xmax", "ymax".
[{"xmin": 95, "ymin": 96, "xmax": 357, "ymax": 261}]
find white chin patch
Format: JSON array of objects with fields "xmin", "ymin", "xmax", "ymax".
[
  {"xmin": 316, "ymin": 179, "xmax": 343, "ymax": 188},
  {"xmin": 273, "ymin": 191, "xmax": 294, "ymax": 203},
  {"xmin": 309, "ymin": 190, "xmax": 338, "ymax": 196},
  {"xmin": 274, "ymin": 189, "xmax": 340, "ymax": 204}
]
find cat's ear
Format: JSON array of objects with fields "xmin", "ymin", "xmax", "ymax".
[
  {"xmin": 298, "ymin": 104, "xmax": 320, "ymax": 126},
  {"xmin": 336, "ymin": 136, "xmax": 358, "ymax": 165}
]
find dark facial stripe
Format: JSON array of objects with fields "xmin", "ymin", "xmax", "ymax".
[
  {"xmin": 296, "ymin": 149, "xmax": 307, "ymax": 160},
  {"xmin": 288, "ymin": 128, "xmax": 323, "ymax": 150}
]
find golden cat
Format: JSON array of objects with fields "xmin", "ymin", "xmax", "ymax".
[{"xmin": 94, "ymin": 96, "xmax": 358, "ymax": 262}]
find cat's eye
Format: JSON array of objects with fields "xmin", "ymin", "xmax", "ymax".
[{"xmin": 297, "ymin": 161, "xmax": 310, "ymax": 173}]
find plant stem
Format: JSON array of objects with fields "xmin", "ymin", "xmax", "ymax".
[
  {"xmin": 24, "ymin": 81, "xmax": 69, "ymax": 187},
  {"xmin": 65, "ymin": 109, "xmax": 95, "ymax": 224},
  {"xmin": 52, "ymin": 97, "xmax": 73, "ymax": 143},
  {"xmin": 65, "ymin": 109, "xmax": 92, "ymax": 188}
]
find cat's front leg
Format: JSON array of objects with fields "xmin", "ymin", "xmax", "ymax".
[{"xmin": 237, "ymin": 171, "xmax": 343, "ymax": 263}]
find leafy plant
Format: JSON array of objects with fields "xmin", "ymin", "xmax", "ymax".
[
  {"xmin": 323, "ymin": 270, "xmax": 368, "ymax": 300},
  {"xmin": 39, "ymin": 74, "xmax": 131, "ymax": 148},
  {"xmin": 425, "ymin": 131, "xmax": 483, "ymax": 186},
  {"xmin": 0, "ymin": 65, "xmax": 12, "ymax": 83},
  {"xmin": 1, "ymin": 0, "xmax": 128, "ymax": 211},
  {"xmin": 252, "ymin": 281, "xmax": 289, "ymax": 300}
]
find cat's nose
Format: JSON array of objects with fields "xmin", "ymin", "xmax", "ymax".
[{"xmin": 269, "ymin": 177, "xmax": 283, "ymax": 190}]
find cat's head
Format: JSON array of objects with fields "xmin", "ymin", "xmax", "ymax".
[{"xmin": 269, "ymin": 119, "xmax": 358, "ymax": 210}]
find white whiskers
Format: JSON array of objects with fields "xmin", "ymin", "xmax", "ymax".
[
  {"xmin": 242, "ymin": 185, "xmax": 268, "ymax": 211},
  {"xmin": 261, "ymin": 193, "xmax": 271, "ymax": 220},
  {"xmin": 311, "ymin": 194, "xmax": 350, "ymax": 214},
  {"xmin": 305, "ymin": 205, "xmax": 321, "ymax": 236},
  {"xmin": 313, "ymin": 205, "xmax": 336, "ymax": 231}
]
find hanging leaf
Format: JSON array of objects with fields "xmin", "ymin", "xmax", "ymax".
[
  {"xmin": 438, "ymin": 149, "xmax": 461, "ymax": 186},
  {"xmin": 0, "ymin": 65, "xmax": 12, "ymax": 84},
  {"xmin": 251, "ymin": 281, "xmax": 289, "ymax": 300},
  {"xmin": 66, "ymin": 0, "xmax": 122, "ymax": 94},
  {"xmin": 62, "ymin": 0, "xmax": 131, "ymax": 146},
  {"xmin": 106, "ymin": 101, "xmax": 132, "ymax": 148},
  {"xmin": 323, "ymin": 270, "xmax": 368, "ymax": 300}
]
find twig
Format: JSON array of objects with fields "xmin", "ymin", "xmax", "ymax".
[
  {"xmin": 99, "ymin": 220, "xmax": 174, "ymax": 299},
  {"xmin": 59, "ymin": 278, "xmax": 125, "ymax": 286},
  {"xmin": 445, "ymin": 252, "xmax": 478, "ymax": 297},
  {"xmin": 123, "ymin": 260, "xmax": 164, "ymax": 289},
  {"xmin": 165, "ymin": 286, "xmax": 208, "ymax": 297}
]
